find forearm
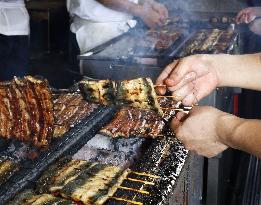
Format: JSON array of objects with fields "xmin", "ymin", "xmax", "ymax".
[
  {"xmin": 218, "ymin": 114, "xmax": 261, "ymax": 158},
  {"xmin": 98, "ymin": 0, "xmax": 143, "ymax": 17},
  {"xmin": 215, "ymin": 53, "xmax": 261, "ymax": 90}
]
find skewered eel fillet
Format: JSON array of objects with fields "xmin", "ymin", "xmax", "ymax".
[
  {"xmin": 99, "ymin": 107, "xmax": 165, "ymax": 138},
  {"xmin": 99, "ymin": 97, "xmax": 179, "ymax": 139},
  {"xmin": 0, "ymin": 76, "xmax": 54, "ymax": 147},
  {"xmin": 53, "ymin": 93, "xmax": 98, "ymax": 137},
  {"xmin": 0, "ymin": 157, "xmax": 20, "ymax": 186},
  {"xmin": 8, "ymin": 189, "xmax": 74, "ymax": 205},
  {"xmin": 37, "ymin": 158, "xmax": 129, "ymax": 205},
  {"xmin": 79, "ymin": 78, "xmax": 163, "ymax": 115}
]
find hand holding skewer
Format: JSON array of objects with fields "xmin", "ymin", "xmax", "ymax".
[{"xmin": 155, "ymin": 55, "xmax": 220, "ymax": 106}]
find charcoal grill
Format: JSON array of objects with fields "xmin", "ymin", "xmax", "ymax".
[
  {"xmin": 0, "ymin": 9, "xmax": 243, "ymax": 205},
  {"xmin": 78, "ymin": 24, "xmax": 238, "ymax": 81},
  {"xmin": 0, "ymin": 100, "xmax": 200, "ymax": 205},
  {"xmin": 0, "ymin": 106, "xmax": 114, "ymax": 204}
]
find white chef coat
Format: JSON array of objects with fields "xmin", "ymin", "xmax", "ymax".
[
  {"xmin": 67, "ymin": 0, "xmax": 137, "ymax": 54},
  {"xmin": 0, "ymin": 0, "xmax": 29, "ymax": 36}
]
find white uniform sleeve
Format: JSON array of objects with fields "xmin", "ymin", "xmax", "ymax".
[{"xmin": 67, "ymin": 0, "xmax": 136, "ymax": 22}]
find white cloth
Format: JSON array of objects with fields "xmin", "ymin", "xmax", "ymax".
[
  {"xmin": 67, "ymin": 0, "xmax": 137, "ymax": 54},
  {"xmin": 0, "ymin": 0, "xmax": 30, "ymax": 36}
]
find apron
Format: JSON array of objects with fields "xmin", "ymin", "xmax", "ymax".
[
  {"xmin": 67, "ymin": 0, "xmax": 137, "ymax": 54},
  {"xmin": 0, "ymin": 0, "xmax": 29, "ymax": 36}
]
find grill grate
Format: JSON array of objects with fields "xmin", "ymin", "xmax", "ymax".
[{"xmin": 0, "ymin": 106, "xmax": 115, "ymax": 205}]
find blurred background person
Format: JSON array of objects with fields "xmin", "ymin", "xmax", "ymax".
[
  {"xmin": 67, "ymin": 0, "xmax": 168, "ymax": 72},
  {"xmin": 236, "ymin": 6, "xmax": 261, "ymax": 35},
  {"xmin": 0, "ymin": 0, "xmax": 30, "ymax": 81}
]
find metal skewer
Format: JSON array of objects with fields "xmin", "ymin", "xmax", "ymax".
[
  {"xmin": 154, "ymin": 84, "xmax": 166, "ymax": 88},
  {"xmin": 161, "ymin": 108, "xmax": 190, "ymax": 114},
  {"xmin": 157, "ymin": 96, "xmax": 178, "ymax": 98}
]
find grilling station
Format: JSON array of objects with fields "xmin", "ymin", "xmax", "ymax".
[{"xmin": 0, "ymin": 1, "xmax": 253, "ymax": 205}]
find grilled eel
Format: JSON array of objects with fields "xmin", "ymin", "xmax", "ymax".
[
  {"xmin": 53, "ymin": 93, "xmax": 98, "ymax": 137},
  {"xmin": 79, "ymin": 80, "xmax": 116, "ymax": 106},
  {"xmin": 99, "ymin": 107, "xmax": 165, "ymax": 138},
  {"xmin": 37, "ymin": 158, "xmax": 129, "ymax": 205},
  {"xmin": 0, "ymin": 76, "xmax": 54, "ymax": 147},
  {"xmin": 99, "ymin": 97, "xmax": 178, "ymax": 139},
  {"xmin": 8, "ymin": 189, "xmax": 74, "ymax": 205},
  {"xmin": 79, "ymin": 78, "xmax": 163, "ymax": 116},
  {"xmin": 0, "ymin": 157, "xmax": 20, "ymax": 186}
]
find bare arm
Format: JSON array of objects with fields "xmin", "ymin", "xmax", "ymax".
[
  {"xmin": 156, "ymin": 53, "xmax": 261, "ymax": 105},
  {"xmin": 218, "ymin": 114, "xmax": 261, "ymax": 158},
  {"xmin": 217, "ymin": 53, "xmax": 261, "ymax": 90},
  {"xmin": 172, "ymin": 106, "xmax": 261, "ymax": 158}
]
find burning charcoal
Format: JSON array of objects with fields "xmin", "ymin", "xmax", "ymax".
[
  {"xmin": 112, "ymin": 137, "xmax": 145, "ymax": 154},
  {"xmin": 72, "ymin": 146, "xmax": 99, "ymax": 162},
  {"xmin": 73, "ymin": 146, "xmax": 135, "ymax": 168},
  {"xmin": 87, "ymin": 134, "xmax": 113, "ymax": 150}
]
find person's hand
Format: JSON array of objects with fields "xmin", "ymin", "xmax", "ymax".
[
  {"xmin": 236, "ymin": 7, "xmax": 261, "ymax": 24},
  {"xmin": 150, "ymin": 1, "xmax": 168, "ymax": 19},
  {"xmin": 139, "ymin": 7, "xmax": 163, "ymax": 28},
  {"xmin": 156, "ymin": 54, "xmax": 220, "ymax": 106},
  {"xmin": 138, "ymin": 1, "xmax": 168, "ymax": 28},
  {"xmin": 171, "ymin": 106, "xmax": 228, "ymax": 158}
]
